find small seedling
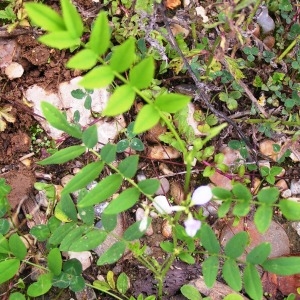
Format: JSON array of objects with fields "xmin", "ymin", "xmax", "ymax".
[
  {"xmin": 116, "ymin": 121, "xmax": 144, "ymax": 153},
  {"xmin": 260, "ymin": 165, "xmax": 283, "ymax": 184},
  {"xmin": 71, "ymin": 88, "xmax": 94, "ymax": 110},
  {"xmin": 243, "ymin": 46, "xmax": 259, "ymax": 62}
]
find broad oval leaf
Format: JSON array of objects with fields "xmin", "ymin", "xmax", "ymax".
[
  {"xmin": 254, "ymin": 205, "xmax": 273, "ymax": 233},
  {"xmin": 110, "ymin": 38, "xmax": 135, "ymax": 73},
  {"xmin": 246, "ymin": 242, "xmax": 271, "ymax": 264},
  {"xmin": 25, "ymin": 3, "xmax": 65, "ymax": 31},
  {"xmin": 40, "ymin": 101, "xmax": 82, "ymax": 138},
  {"xmin": 232, "ymin": 183, "xmax": 252, "ymax": 202},
  {"xmin": 224, "ymin": 231, "xmax": 249, "ymax": 258},
  {"xmin": 66, "ymin": 49, "xmax": 98, "ymax": 70},
  {"xmin": 0, "ymin": 259, "xmax": 20, "ymax": 284},
  {"xmin": 199, "ymin": 223, "xmax": 220, "ymax": 254},
  {"xmin": 9, "ymin": 233, "xmax": 27, "ymax": 260},
  {"xmin": 129, "ymin": 57, "xmax": 155, "ymax": 90},
  {"xmin": 133, "ymin": 104, "xmax": 160, "ymax": 134},
  {"xmin": 8, "ymin": 292, "xmax": 26, "ymax": 300},
  {"xmin": 180, "ymin": 284, "xmax": 201, "ymax": 300},
  {"xmin": 59, "ymin": 226, "xmax": 87, "ymax": 251},
  {"xmin": 257, "ymin": 187, "xmax": 279, "ymax": 205},
  {"xmin": 262, "ymin": 257, "xmax": 300, "ymax": 275},
  {"xmin": 78, "ymin": 174, "xmax": 123, "ymax": 207},
  {"xmin": 103, "ymin": 84, "xmax": 135, "ymax": 116},
  {"xmin": 60, "ymin": 194, "xmax": 78, "ymax": 221},
  {"xmin": 89, "ymin": 11, "xmax": 110, "ymax": 56},
  {"xmin": 39, "ymin": 31, "xmax": 80, "ymax": 50},
  {"xmin": 202, "ymin": 256, "xmax": 219, "ymax": 288},
  {"xmin": 82, "ymin": 125, "xmax": 98, "ymax": 148},
  {"xmin": 97, "ymin": 241, "xmax": 126, "ymax": 265},
  {"xmin": 104, "ymin": 187, "xmax": 140, "ymax": 214},
  {"xmin": 154, "ymin": 93, "xmax": 191, "ymax": 113},
  {"xmin": 116, "ymin": 272, "xmax": 129, "ymax": 295},
  {"xmin": 73, "ymin": 228, "xmax": 103, "ymax": 250},
  {"xmin": 138, "ymin": 179, "xmax": 160, "ymax": 195},
  {"xmin": 47, "ymin": 248, "xmax": 62, "ymax": 276},
  {"xmin": 61, "ymin": 0, "xmax": 83, "ymax": 38},
  {"xmin": 30, "ymin": 225, "xmax": 51, "ymax": 242},
  {"xmin": 243, "ymin": 264, "xmax": 263, "ymax": 300},
  {"xmin": 279, "ymin": 199, "xmax": 300, "ymax": 220},
  {"xmin": 222, "ymin": 259, "xmax": 242, "ymax": 292},
  {"xmin": 63, "ymin": 161, "xmax": 104, "ymax": 194},
  {"xmin": 38, "ymin": 145, "xmax": 86, "ymax": 165},
  {"xmin": 27, "ymin": 273, "xmax": 53, "ymax": 297},
  {"xmin": 79, "ymin": 65, "xmax": 114, "ymax": 89},
  {"xmin": 118, "ymin": 155, "xmax": 139, "ymax": 178}
]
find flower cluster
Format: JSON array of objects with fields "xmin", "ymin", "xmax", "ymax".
[{"xmin": 139, "ymin": 185, "xmax": 213, "ymax": 237}]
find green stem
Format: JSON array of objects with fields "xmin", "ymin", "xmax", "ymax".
[
  {"xmin": 22, "ymin": 260, "xmax": 48, "ymax": 272},
  {"xmin": 86, "ymin": 283, "xmax": 125, "ymax": 300},
  {"xmin": 244, "ymin": 0, "xmax": 262, "ymax": 30},
  {"xmin": 276, "ymin": 34, "xmax": 300, "ymax": 63}
]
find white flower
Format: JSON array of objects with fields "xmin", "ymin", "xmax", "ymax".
[
  {"xmin": 153, "ymin": 196, "xmax": 173, "ymax": 214},
  {"xmin": 139, "ymin": 215, "xmax": 148, "ymax": 232},
  {"xmin": 152, "ymin": 196, "xmax": 185, "ymax": 215},
  {"xmin": 190, "ymin": 185, "xmax": 212, "ymax": 206},
  {"xmin": 184, "ymin": 216, "xmax": 201, "ymax": 237}
]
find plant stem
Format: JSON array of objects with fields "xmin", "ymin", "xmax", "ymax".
[
  {"xmin": 87, "ymin": 283, "xmax": 124, "ymax": 300},
  {"xmin": 276, "ymin": 34, "xmax": 300, "ymax": 63}
]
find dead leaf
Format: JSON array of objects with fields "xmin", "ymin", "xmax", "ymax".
[
  {"xmin": 165, "ymin": 0, "xmax": 181, "ymax": 9},
  {"xmin": 0, "ymin": 105, "xmax": 16, "ymax": 131}
]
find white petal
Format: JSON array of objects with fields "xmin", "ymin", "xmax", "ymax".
[
  {"xmin": 184, "ymin": 218, "xmax": 201, "ymax": 237},
  {"xmin": 153, "ymin": 196, "xmax": 173, "ymax": 214},
  {"xmin": 139, "ymin": 216, "xmax": 148, "ymax": 232},
  {"xmin": 171, "ymin": 205, "xmax": 186, "ymax": 212},
  {"xmin": 191, "ymin": 185, "xmax": 212, "ymax": 206}
]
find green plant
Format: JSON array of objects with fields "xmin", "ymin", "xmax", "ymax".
[
  {"xmin": 243, "ymin": 46, "xmax": 259, "ymax": 62},
  {"xmin": 116, "ymin": 121, "xmax": 145, "ymax": 153},
  {"xmin": 71, "ymin": 88, "xmax": 94, "ymax": 111},
  {"xmin": 1, "ymin": 1, "xmax": 300, "ymax": 299},
  {"xmin": 30, "ymin": 124, "xmax": 55, "ymax": 153}
]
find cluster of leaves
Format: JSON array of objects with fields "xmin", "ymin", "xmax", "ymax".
[{"xmin": 1, "ymin": 0, "xmax": 300, "ymax": 299}]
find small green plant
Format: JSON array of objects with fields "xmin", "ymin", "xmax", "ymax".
[
  {"xmin": 260, "ymin": 165, "xmax": 283, "ymax": 184},
  {"xmin": 243, "ymin": 46, "xmax": 259, "ymax": 62},
  {"xmin": 116, "ymin": 121, "xmax": 145, "ymax": 153},
  {"xmin": 30, "ymin": 124, "xmax": 55, "ymax": 153},
  {"xmin": 71, "ymin": 88, "xmax": 94, "ymax": 110},
  {"xmin": 1, "ymin": 1, "xmax": 299, "ymax": 299}
]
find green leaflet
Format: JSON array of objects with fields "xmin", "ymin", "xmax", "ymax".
[
  {"xmin": 78, "ymin": 174, "xmax": 123, "ymax": 207},
  {"xmin": 262, "ymin": 257, "xmax": 300, "ymax": 276},
  {"xmin": 202, "ymin": 256, "xmax": 219, "ymax": 288},
  {"xmin": 254, "ymin": 205, "xmax": 273, "ymax": 233},
  {"xmin": 25, "ymin": 3, "xmax": 65, "ymax": 31},
  {"xmin": 129, "ymin": 57, "xmax": 155, "ymax": 90},
  {"xmin": 82, "ymin": 125, "xmax": 98, "ymax": 148},
  {"xmin": 103, "ymin": 84, "xmax": 136, "ymax": 116},
  {"xmin": 41, "ymin": 101, "xmax": 82, "ymax": 138},
  {"xmin": 224, "ymin": 231, "xmax": 248, "ymax": 258},
  {"xmin": 134, "ymin": 104, "xmax": 160, "ymax": 134},
  {"xmin": 154, "ymin": 93, "xmax": 191, "ymax": 113},
  {"xmin": 0, "ymin": 259, "xmax": 20, "ymax": 284},
  {"xmin": 104, "ymin": 187, "xmax": 140, "ymax": 214},
  {"xmin": 38, "ymin": 145, "xmax": 86, "ymax": 165},
  {"xmin": 79, "ymin": 65, "xmax": 114, "ymax": 89},
  {"xmin": 243, "ymin": 264, "xmax": 263, "ymax": 300},
  {"xmin": 9, "ymin": 233, "xmax": 27, "ymax": 260},
  {"xmin": 118, "ymin": 155, "xmax": 139, "ymax": 178},
  {"xmin": 60, "ymin": 0, "xmax": 83, "ymax": 39},
  {"xmin": 97, "ymin": 241, "xmax": 126, "ymax": 265},
  {"xmin": 47, "ymin": 248, "xmax": 62, "ymax": 276},
  {"xmin": 63, "ymin": 161, "xmax": 104, "ymax": 194},
  {"xmin": 110, "ymin": 38, "xmax": 135, "ymax": 73},
  {"xmin": 89, "ymin": 12, "xmax": 110, "ymax": 56},
  {"xmin": 66, "ymin": 49, "xmax": 98, "ymax": 70},
  {"xmin": 27, "ymin": 273, "xmax": 53, "ymax": 297},
  {"xmin": 39, "ymin": 31, "xmax": 80, "ymax": 50}
]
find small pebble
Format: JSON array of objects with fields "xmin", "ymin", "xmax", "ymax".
[
  {"xmin": 282, "ymin": 189, "xmax": 292, "ymax": 198},
  {"xmin": 162, "ymin": 220, "xmax": 172, "ymax": 238},
  {"xmin": 170, "ymin": 181, "xmax": 184, "ymax": 205},
  {"xmin": 61, "ymin": 174, "xmax": 74, "ymax": 187},
  {"xmin": 290, "ymin": 179, "xmax": 300, "ymax": 195},
  {"xmin": 155, "ymin": 177, "xmax": 170, "ymax": 195}
]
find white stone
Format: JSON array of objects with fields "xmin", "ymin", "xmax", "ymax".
[
  {"xmin": 290, "ymin": 179, "xmax": 300, "ymax": 195},
  {"xmin": 68, "ymin": 251, "xmax": 93, "ymax": 271},
  {"xmin": 5, "ymin": 62, "xmax": 24, "ymax": 79},
  {"xmin": 24, "ymin": 77, "xmax": 126, "ymax": 147}
]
